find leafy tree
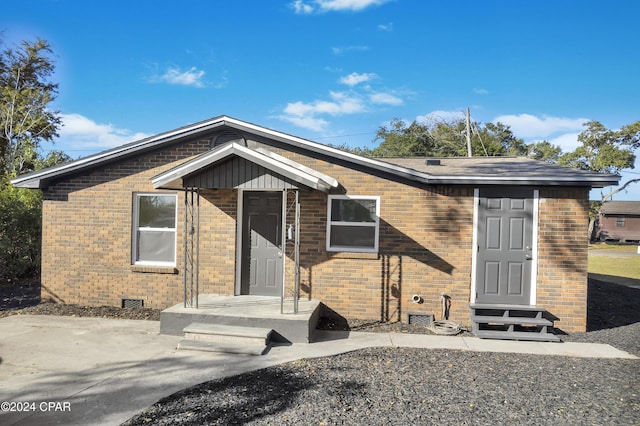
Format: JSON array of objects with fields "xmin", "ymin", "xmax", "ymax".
[
  {"xmin": 0, "ymin": 37, "xmax": 67, "ymax": 281},
  {"xmin": 371, "ymin": 118, "xmax": 436, "ymax": 157},
  {"xmin": 368, "ymin": 117, "xmax": 535, "ymax": 158},
  {"xmin": 558, "ymin": 120, "xmax": 640, "ymax": 239},
  {"xmin": 0, "ymin": 178, "xmax": 42, "ymax": 280},
  {"xmin": 527, "ymin": 140, "xmax": 562, "ymax": 162},
  {"xmin": 36, "ymin": 149, "xmax": 72, "ymax": 170},
  {"xmin": 0, "ymin": 37, "xmax": 61, "ymax": 177},
  {"xmin": 558, "ymin": 120, "xmax": 640, "ymax": 201}
]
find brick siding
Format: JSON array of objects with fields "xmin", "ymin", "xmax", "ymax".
[{"xmin": 40, "ymin": 137, "xmax": 591, "ymax": 332}]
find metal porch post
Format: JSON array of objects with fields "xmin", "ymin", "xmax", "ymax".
[{"xmin": 183, "ymin": 187, "xmax": 200, "ymax": 308}]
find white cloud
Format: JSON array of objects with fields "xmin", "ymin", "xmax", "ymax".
[
  {"xmin": 339, "ymin": 72, "xmax": 377, "ymax": 86},
  {"xmin": 473, "ymin": 87, "xmax": 489, "ymax": 95},
  {"xmin": 291, "ymin": 0, "xmax": 391, "ymax": 14},
  {"xmin": 332, "ymin": 45, "xmax": 369, "ymax": 55},
  {"xmin": 279, "ymin": 68, "xmax": 405, "ymax": 132},
  {"xmin": 493, "ymin": 113, "xmax": 589, "ymax": 139},
  {"xmin": 546, "ymin": 132, "xmax": 583, "ymax": 152},
  {"xmin": 278, "ymin": 115, "xmax": 329, "ymax": 132},
  {"xmin": 416, "ymin": 110, "xmax": 466, "ymax": 124},
  {"xmin": 369, "ymin": 91, "xmax": 402, "ymax": 106},
  {"xmin": 58, "ymin": 113, "xmax": 151, "ymax": 149},
  {"xmin": 290, "ymin": 0, "xmax": 314, "ymax": 14},
  {"xmin": 377, "ymin": 22, "xmax": 393, "ymax": 31},
  {"xmin": 157, "ymin": 66, "xmax": 206, "ymax": 87},
  {"xmin": 279, "ymin": 91, "xmax": 368, "ymax": 131},
  {"xmin": 285, "ymin": 91, "xmax": 367, "ymax": 117}
]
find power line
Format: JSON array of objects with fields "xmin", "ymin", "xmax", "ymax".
[{"xmin": 314, "ymin": 131, "xmax": 376, "ymax": 140}]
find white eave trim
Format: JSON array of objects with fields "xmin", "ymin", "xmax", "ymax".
[
  {"xmin": 151, "ymin": 142, "xmax": 337, "ymax": 192},
  {"xmin": 254, "ymin": 147, "xmax": 339, "ymax": 189},
  {"xmin": 220, "ymin": 117, "xmax": 433, "ymax": 184},
  {"xmin": 11, "ymin": 116, "xmax": 230, "ymax": 189}
]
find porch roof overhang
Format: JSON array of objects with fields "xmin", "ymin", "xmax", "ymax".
[{"xmin": 151, "ymin": 142, "xmax": 339, "ymax": 192}]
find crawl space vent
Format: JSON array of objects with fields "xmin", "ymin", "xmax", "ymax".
[
  {"xmin": 407, "ymin": 313, "xmax": 434, "ymax": 326},
  {"xmin": 121, "ymin": 298, "xmax": 144, "ymax": 309}
]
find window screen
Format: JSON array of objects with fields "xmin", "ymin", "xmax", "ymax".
[{"xmin": 133, "ymin": 194, "xmax": 177, "ymax": 264}]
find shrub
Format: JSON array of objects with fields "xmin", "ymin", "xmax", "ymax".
[{"xmin": 0, "ymin": 179, "xmax": 42, "ymax": 281}]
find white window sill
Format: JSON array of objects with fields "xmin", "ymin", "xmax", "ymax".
[{"xmin": 131, "ymin": 265, "xmax": 178, "ymax": 274}]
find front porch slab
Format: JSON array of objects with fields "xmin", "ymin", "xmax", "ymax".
[{"xmin": 160, "ymin": 295, "xmax": 322, "ymax": 343}]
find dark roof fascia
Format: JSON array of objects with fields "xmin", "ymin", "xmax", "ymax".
[
  {"xmin": 10, "ymin": 116, "xmax": 231, "ymax": 189},
  {"xmin": 421, "ymin": 175, "xmax": 620, "ymax": 187}
]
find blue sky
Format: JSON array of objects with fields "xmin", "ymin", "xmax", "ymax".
[{"xmin": 3, "ymin": 0, "xmax": 639, "ymax": 199}]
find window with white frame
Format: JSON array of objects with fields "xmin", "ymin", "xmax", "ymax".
[
  {"xmin": 132, "ymin": 193, "xmax": 177, "ymax": 265},
  {"xmin": 326, "ymin": 195, "xmax": 380, "ymax": 253}
]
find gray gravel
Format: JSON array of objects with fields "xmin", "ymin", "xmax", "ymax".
[
  {"xmin": 3, "ymin": 276, "xmax": 638, "ymax": 425},
  {"xmin": 123, "ymin": 334, "xmax": 639, "ymax": 426},
  {"xmin": 123, "ymin": 321, "xmax": 640, "ymax": 426}
]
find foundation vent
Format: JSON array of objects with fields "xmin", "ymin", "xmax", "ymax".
[
  {"xmin": 121, "ymin": 298, "xmax": 144, "ymax": 309},
  {"xmin": 407, "ymin": 313, "xmax": 434, "ymax": 326}
]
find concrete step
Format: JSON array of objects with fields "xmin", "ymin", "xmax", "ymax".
[
  {"xmin": 182, "ymin": 323, "xmax": 273, "ymax": 346},
  {"xmin": 178, "ymin": 339, "xmax": 269, "ymax": 356},
  {"xmin": 474, "ymin": 330, "xmax": 561, "ymax": 342}
]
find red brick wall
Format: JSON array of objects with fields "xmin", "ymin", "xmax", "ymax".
[
  {"xmin": 39, "ymin": 138, "xmax": 591, "ymax": 332},
  {"xmin": 536, "ymin": 187, "xmax": 590, "ymax": 332},
  {"xmin": 41, "ymin": 140, "xmax": 210, "ymax": 308}
]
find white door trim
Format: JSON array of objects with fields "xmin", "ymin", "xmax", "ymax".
[
  {"xmin": 470, "ymin": 188, "xmax": 539, "ymax": 305},
  {"xmin": 234, "ymin": 189, "xmax": 286, "ymax": 296},
  {"xmin": 235, "ymin": 189, "xmax": 244, "ymax": 295},
  {"xmin": 530, "ymin": 189, "xmax": 540, "ymax": 305}
]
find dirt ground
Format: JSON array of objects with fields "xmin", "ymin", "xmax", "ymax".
[{"xmin": 1, "ymin": 273, "xmax": 638, "ymax": 333}]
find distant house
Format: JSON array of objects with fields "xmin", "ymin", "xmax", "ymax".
[
  {"xmin": 11, "ymin": 116, "xmax": 619, "ymax": 338},
  {"xmin": 596, "ymin": 201, "xmax": 640, "ymax": 242}
]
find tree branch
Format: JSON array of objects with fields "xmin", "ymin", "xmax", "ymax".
[{"xmin": 601, "ymin": 178, "xmax": 640, "ymax": 202}]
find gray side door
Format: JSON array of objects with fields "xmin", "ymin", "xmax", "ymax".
[
  {"xmin": 476, "ymin": 188, "xmax": 534, "ymax": 305},
  {"xmin": 241, "ymin": 192, "xmax": 283, "ymax": 296}
]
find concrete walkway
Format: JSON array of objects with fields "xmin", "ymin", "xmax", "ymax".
[{"xmin": 0, "ymin": 315, "xmax": 636, "ymax": 426}]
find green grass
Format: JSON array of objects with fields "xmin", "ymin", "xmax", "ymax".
[
  {"xmin": 588, "ymin": 252, "xmax": 640, "ymax": 280},
  {"xmin": 588, "ymin": 242, "xmax": 638, "ymax": 252}
]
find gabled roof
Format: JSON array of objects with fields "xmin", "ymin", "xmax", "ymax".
[
  {"xmin": 600, "ymin": 201, "xmax": 640, "ymax": 215},
  {"xmin": 380, "ymin": 157, "xmax": 620, "ymax": 187},
  {"xmin": 152, "ymin": 142, "xmax": 338, "ymax": 192},
  {"xmin": 10, "ymin": 115, "xmax": 621, "ymax": 189},
  {"xmin": 10, "ymin": 115, "xmax": 430, "ymax": 189}
]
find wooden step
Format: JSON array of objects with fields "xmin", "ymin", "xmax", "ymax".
[
  {"xmin": 470, "ymin": 303, "xmax": 560, "ymax": 321},
  {"xmin": 474, "ymin": 330, "xmax": 561, "ymax": 342},
  {"xmin": 471, "ymin": 315, "xmax": 553, "ymax": 327},
  {"xmin": 469, "ymin": 303, "xmax": 560, "ymax": 342},
  {"xmin": 470, "ymin": 303, "xmax": 548, "ymax": 311}
]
